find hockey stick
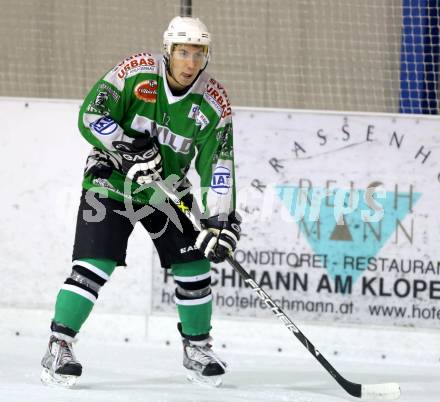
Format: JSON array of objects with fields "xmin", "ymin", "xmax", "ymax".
[{"xmin": 151, "ymin": 175, "xmax": 400, "ymax": 400}]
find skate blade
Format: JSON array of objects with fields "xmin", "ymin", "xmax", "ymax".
[
  {"xmin": 40, "ymin": 368, "xmax": 78, "ymax": 388},
  {"xmin": 186, "ymin": 369, "xmax": 223, "ymax": 388}
]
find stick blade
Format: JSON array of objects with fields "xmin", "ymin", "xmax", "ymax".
[{"xmin": 361, "ymin": 383, "xmax": 401, "ymax": 400}]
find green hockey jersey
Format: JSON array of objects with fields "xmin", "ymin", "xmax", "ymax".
[{"xmin": 78, "ymin": 52, "xmax": 235, "ymax": 217}]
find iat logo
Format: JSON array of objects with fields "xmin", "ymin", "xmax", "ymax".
[
  {"xmin": 134, "ymin": 80, "xmax": 158, "ymax": 103},
  {"xmin": 211, "ymin": 166, "xmax": 231, "ymax": 195}
]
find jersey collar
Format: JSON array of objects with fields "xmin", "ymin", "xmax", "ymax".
[{"xmin": 162, "ymin": 58, "xmax": 197, "ymax": 104}]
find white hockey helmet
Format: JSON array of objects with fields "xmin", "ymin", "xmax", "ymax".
[{"xmin": 163, "ymin": 16, "xmax": 211, "ymax": 63}]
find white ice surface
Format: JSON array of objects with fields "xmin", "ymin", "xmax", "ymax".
[{"xmin": 0, "ymin": 333, "xmax": 438, "ymax": 402}]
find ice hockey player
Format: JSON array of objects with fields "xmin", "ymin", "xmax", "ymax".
[{"xmin": 40, "ymin": 15, "xmax": 240, "ymax": 388}]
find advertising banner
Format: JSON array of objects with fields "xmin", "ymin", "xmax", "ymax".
[{"xmin": 152, "ymin": 108, "xmax": 440, "ymax": 329}]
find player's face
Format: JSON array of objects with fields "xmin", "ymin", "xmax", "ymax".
[{"xmin": 167, "ymin": 44, "xmax": 207, "ymax": 90}]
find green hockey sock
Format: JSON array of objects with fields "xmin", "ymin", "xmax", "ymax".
[
  {"xmin": 171, "ymin": 259, "xmax": 212, "ymax": 337},
  {"xmin": 53, "ymin": 258, "xmax": 117, "ymax": 333}
]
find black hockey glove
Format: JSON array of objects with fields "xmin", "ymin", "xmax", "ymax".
[
  {"xmin": 195, "ymin": 212, "xmax": 241, "ymax": 263},
  {"xmin": 84, "ymin": 148, "xmax": 118, "ymax": 179},
  {"xmin": 112, "ymin": 137, "xmax": 162, "ymax": 185}
]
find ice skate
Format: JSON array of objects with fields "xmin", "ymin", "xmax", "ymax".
[
  {"xmin": 40, "ymin": 334, "xmax": 82, "ymax": 388},
  {"xmin": 182, "ymin": 336, "xmax": 227, "ymax": 388}
]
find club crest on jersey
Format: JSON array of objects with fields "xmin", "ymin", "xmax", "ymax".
[
  {"xmin": 188, "ymin": 104, "xmax": 210, "ymax": 130},
  {"xmin": 135, "ymin": 80, "xmax": 158, "ymax": 103},
  {"xmin": 90, "ymin": 116, "xmax": 118, "ymax": 135},
  {"xmin": 211, "ymin": 166, "xmax": 231, "ymax": 195}
]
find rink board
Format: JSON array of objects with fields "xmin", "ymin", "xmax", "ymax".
[
  {"xmin": 1, "ymin": 98, "xmax": 439, "ymax": 331},
  {"xmin": 152, "ymin": 108, "xmax": 440, "ymax": 329}
]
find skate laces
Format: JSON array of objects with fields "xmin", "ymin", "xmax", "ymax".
[
  {"xmin": 188, "ymin": 342, "xmax": 227, "ymax": 372},
  {"xmin": 204, "ymin": 346, "xmax": 227, "ymax": 372},
  {"xmin": 53, "ymin": 339, "xmax": 77, "ymax": 368}
]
